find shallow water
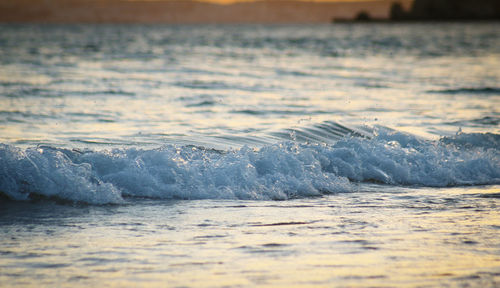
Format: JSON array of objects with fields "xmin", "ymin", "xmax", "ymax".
[
  {"xmin": 1, "ymin": 186, "xmax": 499, "ymax": 287},
  {"xmin": 0, "ymin": 23, "xmax": 499, "ymax": 287}
]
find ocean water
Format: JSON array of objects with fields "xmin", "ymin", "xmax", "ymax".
[{"xmin": 0, "ymin": 23, "xmax": 499, "ymax": 287}]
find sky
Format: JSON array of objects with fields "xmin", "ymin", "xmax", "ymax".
[
  {"xmin": 0, "ymin": 0, "xmax": 412, "ymax": 23},
  {"xmin": 191, "ymin": 0, "xmax": 384, "ymax": 2},
  {"xmin": 127, "ymin": 0, "xmax": 395, "ymax": 3}
]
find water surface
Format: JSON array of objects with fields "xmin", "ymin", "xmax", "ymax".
[{"xmin": 0, "ymin": 23, "xmax": 499, "ymax": 287}]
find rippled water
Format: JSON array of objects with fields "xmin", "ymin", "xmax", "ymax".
[
  {"xmin": 0, "ymin": 23, "xmax": 499, "ymax": 287},
  {"xmin": 1, "ymin": 23, "xmax": 499, "ymax": 148}
]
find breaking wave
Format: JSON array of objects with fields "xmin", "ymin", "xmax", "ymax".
[{"xmin": 1, "ymin": 127, "xmax": 499, "ymax": 204}]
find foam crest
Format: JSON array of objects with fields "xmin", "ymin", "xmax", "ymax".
[
  {"xmin": 314, "ymin": 128, "xmax": 499, "ymax": 187},
  {"xmin": 0, "ymin": 130, "xmax": 498, "ymax": 204},
  {"xmin": 0, "ymin": 145, "xmax": 122, "ymax": 204}
]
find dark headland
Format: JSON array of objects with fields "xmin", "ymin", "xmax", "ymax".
[
  {"xmin": 390, "ymin": 0, "xmax": 500, "ymax": 21},
  {"xmin": 339, "ymin": 0, "xmax": 500, "ymax": 22}
]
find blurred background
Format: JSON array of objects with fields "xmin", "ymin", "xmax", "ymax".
[{"xmin": 1, "ymin": 0, "xmax": 498, "ymax": 24}]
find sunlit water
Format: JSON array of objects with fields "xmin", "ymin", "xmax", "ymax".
[{"xmin": 0, "ymin": 23, "xmax": 499, "ymax": 287}]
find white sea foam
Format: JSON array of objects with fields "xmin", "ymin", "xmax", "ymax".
[{"xmin": 1, "ymin": 129, "xmax": 499, "ymax": 204}]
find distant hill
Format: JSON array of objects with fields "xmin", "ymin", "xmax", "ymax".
[
  {"xmin": 0, "ymin": 0, "xmax": 412, "ymax": 24},
  {"xmin": 390, "ymin": 0, "xmax": 500, "ymax": 21}
]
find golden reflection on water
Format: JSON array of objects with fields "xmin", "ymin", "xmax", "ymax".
[{"xmin": 1, "ymin": 187, "xmax": 499, "ymax": 287}]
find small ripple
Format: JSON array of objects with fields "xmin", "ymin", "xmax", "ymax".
[
  {"xmin": 250, "ymin": 221, "xmax": 312, "ymax": 227},
  {"xmin": 236, "ymin": 244, "xmax": 292, "ymax": 256},
  {"xmin": 185, "ymin": 100, "xmax": 217, "ymax": 107},
  {"xmin": 261, "ymin": 243, "xmax": 288, "ymax": 247},
  {"xmin": 446, "ymin": 116, "xmax": 500, "ymax": 127},
  {"xmin": 231, "ymin": 109, "xmax": 329, "ymax": 116},
  {"xmin": 68, "ymin": 275, "xmax": 91, "ymax": 281},
  {"xmin": 28, "ymin": 262, "xmax": 71, "ymax": 269},
  {"xmin": 193, "ymin": 234, "xmax": 228, "ymax": 240},
  {"xmin": 428, "ymin": 87, "xmax": 500, "ymax": 95},
  {"xmin": 174, "ymin": 80, "xmax": 230, "ymax": 90},
  {"xmin": 477, "ymin": 193, "xmax": 500, "ymax": 199},
  {"xmin": 170, "ymin": 261, "xmax": 223, "ymax": 267}
]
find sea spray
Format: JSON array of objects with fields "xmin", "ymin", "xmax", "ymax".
[{"xmin": 1, "ymin": 130, "xmax": 498, "ymax": 204}]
